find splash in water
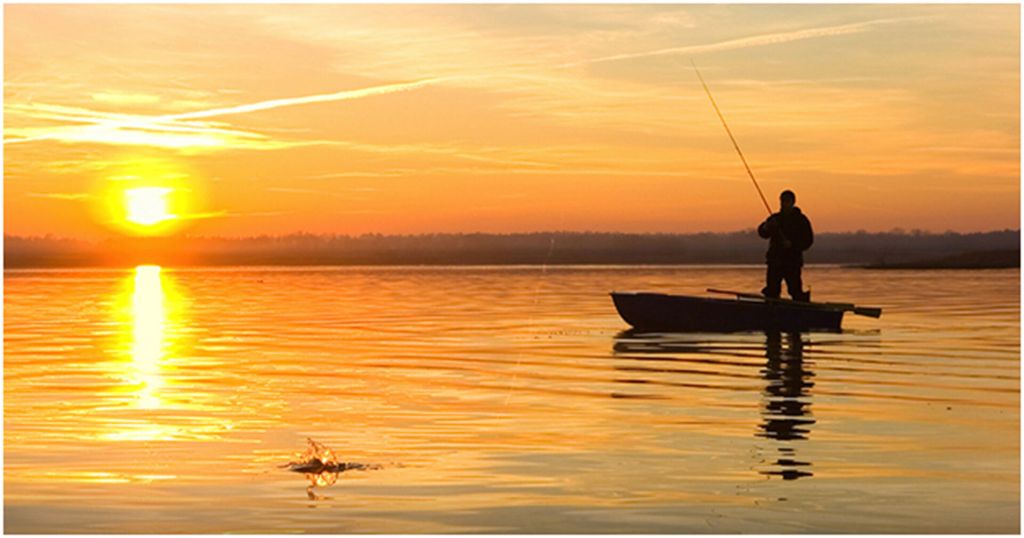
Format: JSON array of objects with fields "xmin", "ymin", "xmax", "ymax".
[{"xmin": 284, "ymin": 438, "xmax": 384, "ymax": 499}]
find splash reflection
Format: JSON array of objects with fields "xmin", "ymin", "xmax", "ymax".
[{"xmin": 285, "ymin": 438, "xmax": 384, "ymax": 500}]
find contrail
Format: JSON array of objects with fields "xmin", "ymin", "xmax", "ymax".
[
  {"xmin": 569, "ymin": 17, "xmax": 921, "ymax": 66},
  {"xmin": 3, "ymin": 77, "xmax": 451, "ymax": 146},
  {"xmin": 8, "ymin": 77, "xmax": 448, "ymax": 126},
  {"xmin": 158, "ymin": 77, "xmax": 451, "ymax": 122}
]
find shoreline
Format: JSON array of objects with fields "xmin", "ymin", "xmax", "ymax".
[
  {"xmin": 858, "ymin": 249, "xmax": 1020, "ymax": 270},
  {"xmin": 5, "ymin": 262, "xmax": 1019, "ymax": 271}
]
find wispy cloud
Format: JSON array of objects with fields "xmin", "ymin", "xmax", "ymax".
[
  {"xmin": 569, "ymin": 17, "xmax": 923, "ymax": 66},
  {"xmin": 914, "ymin": 146, "xmax": 1019, "ymax": 154},
  {"xmin": 161, "ymin": 77, "xmax": 449, "ymax": 122},
  {"xmin": 266, "ymin": 187, "xmax": 346, "ymax": 198},
  {"xmin": 307, "ymin": 170, "xmax": 408, "ymax": 180},
  {"xmin": 25, "ymin": 192, "xmax": 92, "ymax": 201},
  {"xmin": 91, "ymin": 92, "xmax": 161, "ymax": 106},
  {"xmin": 208, "ymin": 210, "xmax": 293, "ymax": 219},
  {"xmin": 4, "ymin": 78, "xmax": 449, "ymax": 151},
  {"xmin": 177, "ymin": 210, "xmax": 228, "ymax": 221}
]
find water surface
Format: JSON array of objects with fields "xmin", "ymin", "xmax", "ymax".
[{"xmin": 4, "ymin": 266, "xmax": 1019, "ymax": 533}]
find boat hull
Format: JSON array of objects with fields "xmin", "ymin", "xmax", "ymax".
[{"xmin": 611, "ymin": 292, "xmax": 843, "ymax": 333}]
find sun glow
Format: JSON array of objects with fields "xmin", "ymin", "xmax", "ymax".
[
  {"xmin": 89, "ymin": 156, "xmax": 207, "ymax": 236},
  {"xmin": 125, "ymin": 187, "xmax": 175, "ymax": 226}
]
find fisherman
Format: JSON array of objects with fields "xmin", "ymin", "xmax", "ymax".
[{"xmin": 757, "ymin": 190, "xmax": 813, "ymax": 301}]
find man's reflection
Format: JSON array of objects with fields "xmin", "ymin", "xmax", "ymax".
[
  {"xmin": 757, "ymin": 331, "xmax": 814, "ymax": 480},
  {"xmin": 611, "ymin": 330, "xmax": 818, "ymax": 481}
]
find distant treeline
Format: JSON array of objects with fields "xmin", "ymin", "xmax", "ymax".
[{"xmin": 4, "ymin": 229, "xmax": 1020, "ymax": 268}]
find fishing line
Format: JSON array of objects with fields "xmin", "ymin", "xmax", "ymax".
[
  {"xmin": 503, "ymin": 235, "xmax": 556, "ymax": 407},
  {"xmin": 689, "ymin": 59, "xmax": 773, "ymax": 217}
]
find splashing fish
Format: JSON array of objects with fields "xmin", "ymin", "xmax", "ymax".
[{"xmin": 283, "ymin": 438, "xmax": 384, "ymax": 498}]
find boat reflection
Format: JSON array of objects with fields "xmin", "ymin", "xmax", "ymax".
[{"xmin": 612, "ymin": 330, "xmax": 815, "ymax": 481}]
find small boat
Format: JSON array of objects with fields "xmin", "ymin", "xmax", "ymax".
[{"xmin": 610, "ymin": 289, "xmax": 881, "ymax": 333}]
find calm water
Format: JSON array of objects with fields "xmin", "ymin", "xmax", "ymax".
[{"xmin": 4, "ymin": 266, "xmax": 1019, "ymax": 533}]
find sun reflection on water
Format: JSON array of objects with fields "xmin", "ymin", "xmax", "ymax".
[
  {"xmin": 131, "ymin": 265, "xmax": 166, "ymax": 410},
  {"xmin": 100, "ymin": 264, "xmax": 231, "ymax": 442}
]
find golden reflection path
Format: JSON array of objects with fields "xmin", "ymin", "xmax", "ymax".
[
  {"xmin": 101, "ymin": 265, "xmax": 230, "ymax": 442},
  {"xmin": 131, "ymin": 265, "xmax": 167, "ymax": 410}
]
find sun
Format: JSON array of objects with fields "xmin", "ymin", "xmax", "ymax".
[
  {"xmin": 125, "ymin": 187, "xmax": 175, "ymax": 226},
  {"xmin": 91, "ymin": 156, "xmax": 205, "ymax": 237}
]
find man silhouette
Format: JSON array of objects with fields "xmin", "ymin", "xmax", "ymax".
[{"xmin": 757, "ymin": 190, "xmax": 813, "ymax": 301}]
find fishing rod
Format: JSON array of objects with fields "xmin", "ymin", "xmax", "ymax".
[{"xmin": 690, "ymin": 59, "xmax": 773, "ymax": 216}]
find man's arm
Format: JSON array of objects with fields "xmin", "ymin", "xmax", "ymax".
[
  {"xmin": 799, "ymin": 215, "xmax": 814, "ymax": 250},
  {"xmin": 757, "ymin": 215, "xmax": 777, "ymax": 239}
]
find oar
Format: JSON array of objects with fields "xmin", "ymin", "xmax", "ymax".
[
  {"xmin": 707, "ymin": 288, "xmax": 850, "ymax": 307},
  {"xmin": 706, "ymin": 288, "xmax": 882, "ymax": 318}
]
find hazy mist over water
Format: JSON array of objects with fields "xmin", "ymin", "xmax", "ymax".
[
  {"xmin": 4, "ymin": 266, "xmax": 1019, "ymax": 533},
  {"xmin": 4, "ymin": 230, "xmax": 1019, "ymax": 267}
]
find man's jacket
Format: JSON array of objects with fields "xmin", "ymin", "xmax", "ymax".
[{"xmin": 757, "ymin": 207, "xmax": 814, "ymax": 265}]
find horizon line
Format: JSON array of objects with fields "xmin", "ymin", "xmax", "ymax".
[{"xmin": 5, "ymin": 227, "xmax": 1020, "ymax": 242}]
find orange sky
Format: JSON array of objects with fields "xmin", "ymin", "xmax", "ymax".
[{"xmin": 4, "ymin": 4, "xmax": 1020, "ymax": 239}]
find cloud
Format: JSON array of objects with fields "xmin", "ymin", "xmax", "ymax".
[
  {"xmin": 914, "ymin": 146, "xmax": 1019, "ymax": 154},
  {"xmin": 266, "ymin": 187, "xmax": 344, "ymax": 197},
  {"xmin": 569, "ymin": 17, "xmax": 923, "ymax": 66},
  {"xmin": 216, "ymin": 210, "xmax": 292, "ymax": 219},
  {"xmin": 161, "ymin": 77, "xmax": 449, "ymax": 121},
  {"xmin": 177, "ymin": 210, "xmax": 228, "ymax": 221},
  {"xmin": 26, "ymin": 192, "xmax": 92, "ymax": 201},
  {"xmin": 4, "ymin": 78, "xmax": 449, "ymax": 151},
  {"xmin": 307, "ymin": 170, "xmax": 408, "ymax": 179},
  {"xmin": 91, "ymin": 92, "xmax": 161, "ymax": 106}
]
